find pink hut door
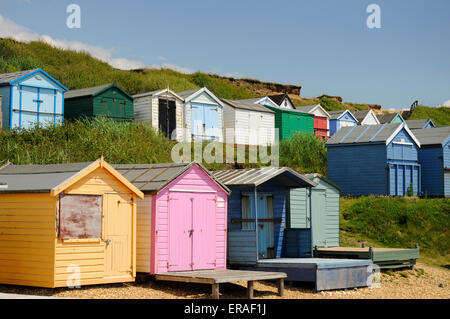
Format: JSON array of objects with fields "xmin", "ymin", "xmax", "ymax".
[
  {"xmin": 168, "ymin": 193, "xmax": 192, "ymax": 271},
  {"xmin": 192, "ymin": 194, "xmax": 216, "ymax": 270}
]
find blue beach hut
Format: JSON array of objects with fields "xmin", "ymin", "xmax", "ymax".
[
  {"xmin": 326, "ymin": 123, "xmax": 421, "ymax": 196},
  {"xmin": 0, "ymin": 69, "xmax": 68, "ymax": 130}
]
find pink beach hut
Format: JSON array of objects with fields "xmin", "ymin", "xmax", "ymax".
[{"xmin": 114, "ymin": 162, "xmax": 230, "ymax": 274}]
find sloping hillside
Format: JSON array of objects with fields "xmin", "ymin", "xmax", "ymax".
[
  {"xmin": 0, "ymin": 38, "xmax": 291, "ymax": 100},
  {"xmin": 406, "ymin": 105, "xmax": 450, "ymax": 127}
]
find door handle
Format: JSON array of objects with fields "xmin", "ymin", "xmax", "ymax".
[
  {"xmin": 105, "ymin": 239, "xmax": 111, "ymax": 246},
  {"xmin": 259, "ymin": 224, "xmax": 264, "ymax": 229}
]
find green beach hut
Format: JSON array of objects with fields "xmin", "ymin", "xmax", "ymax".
[{"xmin": 64, "ymin": 82, "xmax": 134, "ymax": 122}]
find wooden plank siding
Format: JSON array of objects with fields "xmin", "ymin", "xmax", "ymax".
[
  {"xmin": 63, "ymin": 96, "xmax": 94, "ymax": 121},
  {"xmin": 0, "ymin": 193, "xmax": 57, "ymax": 288},
  {"xmin": 133, "ymin": 93, "xmax": 185, "ymax": 142},
  {"xmin": 227, "ymin": 230, "xmax": 257, "ymax": 265},
  {"xmin": 418, "ymin": 146, "xmax": 444, "ymax": 196},
  {"xmin": 54, "ymin": 167, "xmax": 136, "ymax": 287},
  {"xmin": 151, "ymin": 165, "xmax": 228, "ymax": 274},
  {"xmin": 283, "ymin": 228, "xmax": 312, "ymax": 258},
  {"xmin": 328, "ymin": 144, "xmax": 388, "ymax": 196},
  {"xmin": 226, "ymin": 182, "xmax": 288, "ymax": 265},
  {"xmin": 136, "ymin": 196, "xmax": 152, "ymax": 273}
]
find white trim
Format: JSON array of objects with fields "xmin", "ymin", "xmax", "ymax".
[
  {"xmin": 359, "ymin": 109, "xmax": 380, "ymax": 125},
  {"xmin": 168, "ymin": 188, "xmax": 217, "ymax": 193},
  {"xmin": 393, "ymin": 141, "xmax": 413, "ymax": 146},
  {"xmin": 0, "ymin": 184, "xmax": 8, "ymax": 189},
  {"xmin": 183, "ymin": 87, "xmax": 224, "ymax": 107},
  {"xmin": 385, "ymin": 123, "xmax": 421, "ymax": 147},
  {"xmin": 133, "ymin": 88, "xmax": 184, "ymax": 102},
  {"xmin": 254, "ymin": 97, "xmax": 279, "ymax": 108},
  {"xmin": 337, "ymin": 109, "xmax": 358, "ymax": 122}
]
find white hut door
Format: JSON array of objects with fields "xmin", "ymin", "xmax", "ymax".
[{"xmin": 104, "ymin": 193, "xmax": 133, "ymax": 278}]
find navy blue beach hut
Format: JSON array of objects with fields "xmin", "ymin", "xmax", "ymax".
[
  {"xmin": 326, "ymin": 123, "xmax": 421, "ymax": 196},
  {"xmin": 213, "ymin": 167, "xmax": 316, "ymax": 262},
  {"xmin": 213, "ymin": 168, "xmax": 373, "ymax": 291},
  {"xmin": 0, "ymin": 69, "xmax": 68, "ymax": 130},
  {"xmin": 412, "ymin": 127, "xmax": 450, "ymax": 197}
]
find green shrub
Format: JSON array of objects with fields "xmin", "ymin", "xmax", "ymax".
[
  {"xmin": 319, "ymin": 96, "xmax": 345, "ymax": 111},
  {"xmin": 280, "ymin": 133, "xmax": 327, "ymax": 175}
]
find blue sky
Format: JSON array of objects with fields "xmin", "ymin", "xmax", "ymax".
[{"xmin": 0, "ymin": 0, "xmax": 449, "ymax": 109}]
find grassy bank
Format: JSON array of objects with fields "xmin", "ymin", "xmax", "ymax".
[
  {"xmin": 0, "ymin": 119, "xmax": 328, "ymax": 175},
  {"xmin": 340, "ymin": 196, "xmax": 450, "ymax": 267},
  {"xmin": 408, "ymin": 105, "xmax": 450, "ymax": 127}
]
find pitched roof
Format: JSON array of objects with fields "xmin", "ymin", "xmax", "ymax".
[
  {"xmin": 304, "ymin": 173, "xmax": 341, "ymax": 191},
  {"xmin": 0, "ymin": 159, "xmax": 144, "ymax": 198},
  {"xmin": 295, "ymin": 105, "xmax": 317, "ymax": 113},
  {"xmin": 220, "ymin": 98, "xmax": 274, "ymax": 113},
  {"xmin": 295, "ymin": 104, "xmax": 330, "ymax": 118},
  {"xmin": 176, "ymin": 87, "xmax": 224, "ymax": 106},
  {"xmin": 64, "ymin": 83, "xmax": 111, "ymax": 99},
  {"xmin": 377, "ymin": 113, "xmax": 399, "ymax": 124},
  {"xmin": 268, "ymin": 93, "xmax": 294, "ymax": 107},
  {"xmin": 0, "ymin": 68, "xmax": 68, "ymax": 91},
  {"xmin": 0, "ymin": 69, "xmax": 39, "ymax": 84},
  {"xmin": 353, "ymin": 110, "xmax": 371, "ymax": 123},
  {"xmin": 326, "ymin": 122, "xmax": 420, "ymax": 146},
  {"xmin": 328, "ymin": 110, "xmax": 357, "ymax": 121},
  {"xmin": 176, "ymin": 89, "xmax": 198, "ymax": 99},
  {"xmin": 113, "ymin": 162, "xmax": 230, "ymax": 194},
  {"xmin": 65, "ymin": 83, "xmax": 133, "ymax": 100},
  {"xmin": 212, "ymin": 167, "xmax": 316, "ymax": 188},
  {"xmin": 405, "ymin": 119, "xmax": 435, "ymax": 129},
  {"xmin": 235, "ymin": 96, "xmax": 279, "ymax": 108},
  {"xmin": 410, "ymin": 126, "xmax": 450, "ymax": 146},
  {"xmin": 133, "ymin": 88, "xmax": 184, "ymax": 101}
]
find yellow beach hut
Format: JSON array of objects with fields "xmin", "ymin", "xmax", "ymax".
[{"xmin": 0, "ymin": 158, "xmax": 144, "ymax": 288}]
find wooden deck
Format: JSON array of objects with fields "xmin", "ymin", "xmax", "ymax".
[
  {"xmin": 155, "ymin": 269, "xmax": 287, "ymax": 299},
  {"xmin": 241, "ymin": 258, "xmax": 373, "ymax": 292},
  {"xmin": 315, "ymin": 245, "xmax": 420, "ymax": 269}
]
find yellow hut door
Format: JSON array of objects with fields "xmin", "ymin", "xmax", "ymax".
[{"xmin": 104, "ymin": 193, "xmax": 133, "ymax": 279}]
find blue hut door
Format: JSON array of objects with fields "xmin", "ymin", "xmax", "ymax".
[
  {"xmin": 191, "ymin": 103, "xmax": 219, "ymax": 141},
  {"xmin": 204, "ymin": 105, "xmax": 218, "ymax": 141},
  {"xmin": 191, "ymin": 104, "xmax": 204, "ymax": 141},
  {"xmin": 257, "ymin": 194, "xmax": 274, "ymax": 259}
]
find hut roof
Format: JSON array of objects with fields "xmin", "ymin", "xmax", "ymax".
[
  {"xmin": 212, "ymin": 167, "xmax": 316, "ymax": 188},
  {"xmin": 0, "ymin": 159, "xmax": 143, "ymax": 197},
  {"xmin": 328, "ymin": 110, "xmax": 357, "ymax": 121},
  {"xmin": 133, "ymin": 88, "xmax": 184, "ymax": 101},
  {"xmin": 220, "ymin": 98, "xmax": 274, "ymax": 113},
  {"xmin": 267, "ymin": 93, "xmax": 294, "ymax": 107},
  {"xmin": 405, "ymin": 119, "xmax": 436, "ymax": 129},
  {"xmin": 326, "ymin": 122, "xmax": 420, "ymax": 147},
  {"xmin": 65, "ymin": 82, "xmax": 133, "ymax": 100},
  {"xmin": 0, "ymin": 68, "xmax": 68, "ymax": 90},
  {"xmin": 410, "ymin": 126, "xmax": 450, "ymax": 146},
  {"xmin": 377, "ymin": 113, "xmax": 399, "ymax": 124},
  {"xmin": 113, "ymin": 162, "xmax": 230, "ymax": 194}
]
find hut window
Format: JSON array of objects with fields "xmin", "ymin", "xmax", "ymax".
[
  {"xmin": 241, "ymin": 195, "xmax": 254, "ymax": 230},
  {"xmin": 59, "ymin": 194, "xmax": 102, "ymax": 240}
]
